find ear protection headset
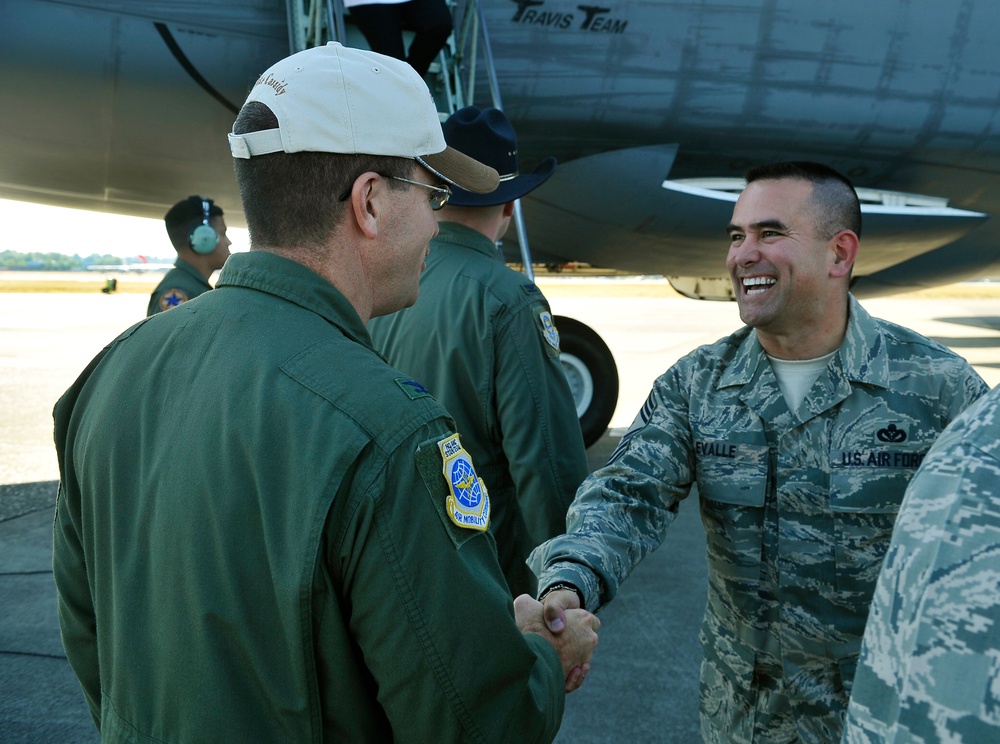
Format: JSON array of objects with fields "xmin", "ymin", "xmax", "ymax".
[{"xmin": 188, "ymin": 198, "xmax": 219, "ymax": 254}]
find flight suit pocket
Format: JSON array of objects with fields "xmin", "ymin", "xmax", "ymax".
[
  {"xmin": 829, "ymin": 466, "xmax": 914, "ymax": 598},
  {"xmin": 828, "ymin": 466, "xmax": 914, "ymax": 514},
  {"xmin": 698, "ymin": 440, "xmax": 769, "ymax": 584},
  {"xmin": 697, "ymin": 440, "xmax": 769, "ymax": 507}
]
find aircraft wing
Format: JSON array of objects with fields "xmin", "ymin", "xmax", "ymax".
[
  {"xmin": 511, "ymin": 146, "xmax": 987, "ymax": 297},
  {"xmin": 0, "ymin": 0, "xmax": 286, "ymax": 219},
  {"xmin": 2, "ymin": 0, "xmax": 999, "ymax": 295}
]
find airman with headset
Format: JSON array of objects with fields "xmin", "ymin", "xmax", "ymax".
[{"xmin": 147, "ymin": 195, "xmax": 232, "ymax": 316}]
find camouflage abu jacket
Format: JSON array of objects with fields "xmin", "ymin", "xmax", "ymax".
[
  {"xmin": 529, "ymin": 295, "xmax": 987, "ymax": 743},
  {"xmin": 843, "ymin": 386, "xmax": 1000, "ymax": 743}
]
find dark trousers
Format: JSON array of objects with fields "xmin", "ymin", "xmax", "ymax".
[{"xmin": 349, "ymin": 0, "xmax": 453, "ymax": 78}]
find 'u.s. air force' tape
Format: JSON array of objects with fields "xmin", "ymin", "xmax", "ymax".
[{"xmin": 439, "ymin": 433, "xmax": 490, "ymax": 531}]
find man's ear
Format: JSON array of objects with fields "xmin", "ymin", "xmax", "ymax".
[
  {"xmin": 829, "ymin": 229, "xmax": 859, "ymax": 279},
  {"xmin": 348, "ymin": 173, "xmax": 381, "ymax": 239}
]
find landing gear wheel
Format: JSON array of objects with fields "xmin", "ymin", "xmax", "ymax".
[{"xmin": 555, "ymin": 315, "xmax": 619, "ymax": 448}]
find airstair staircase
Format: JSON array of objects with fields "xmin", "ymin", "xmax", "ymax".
[{"xmin": 283, "ymin": 0, "xmax": 537, "ymax": 279}]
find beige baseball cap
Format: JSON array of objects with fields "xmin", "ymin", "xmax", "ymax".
[{"xmin": 228, "ymin": 42, "xmax": 499, "ymax": 194}]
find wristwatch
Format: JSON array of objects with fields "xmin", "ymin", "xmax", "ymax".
[{"xmin": 538, "ymin": 581, "xmax": 583, "ymax": 606}]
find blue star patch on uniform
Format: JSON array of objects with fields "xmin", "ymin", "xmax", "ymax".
[{"xmin": 158, "ymin": 288, "xmax": 189, "ymax": 312}]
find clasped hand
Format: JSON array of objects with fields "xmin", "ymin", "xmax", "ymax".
[{"xmin": 514, "ymin": 592, "xmax": 600, "ymax": 692}]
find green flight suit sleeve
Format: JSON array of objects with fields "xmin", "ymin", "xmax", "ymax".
[
  {"xmin": 52, "ymin": 480, "xmax": 101, "ymax": 727},
  {"xmin": 52, "ymin": 346, "xmax": 114, "ymax": 728},
  {"xmin": 493, "ymin": 299, "xmax": 589, "ymax": 550},
  {"xmin": 324, "ymin": 424, "xmax": 566, "ymax": 743}
]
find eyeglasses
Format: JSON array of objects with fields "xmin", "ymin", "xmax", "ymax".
[
  {"xmin": 382, "ymin": 174, "xmax": 452, "ymax": 210},
  {"xmin": 338, "ymin": 173, "xmax": 452, "ymax": 211}
]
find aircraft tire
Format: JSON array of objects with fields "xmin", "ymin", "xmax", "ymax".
[{"xmin": 555, "ymin": 315, "xmax": 619, "ymax": 449}]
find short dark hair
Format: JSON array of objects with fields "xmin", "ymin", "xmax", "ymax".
[
  {"xmin": 745, "ymin": 161, "xmax": 862, "ymax": 239},
  {"xmin": 231, "ymin": 101, "xmax": 412, "ymax": 251},
  {"xmin": 164, "ymin": 196, "xmax": 223, "ymax": 251}
]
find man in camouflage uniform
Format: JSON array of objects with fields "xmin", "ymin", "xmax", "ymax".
[
  {"xmin": 529, "ymin": 161, "xmax": 988, "ymax": 742},
  {"xmin": 843, "ymin": 385, "xmax": 1000, "ymax": 743}
]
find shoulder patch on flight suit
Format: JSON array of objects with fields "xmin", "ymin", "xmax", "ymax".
[
  {"xmin": 415, "ymin": 435, "xmax": 491, "ymax": 547},
  {"xmin": 438, "ymin": 434, "xmax": 490, "ymax": 532},
  {"xmin": 395, "ymin": 377, "xmax": 431, "ymax": 400},
  {"xmin": 158, "ymin": 288, "xmax": 189, "ymax": 311},
  {"xmin": 535, "ymin": 309, "xmax": 561, "ymax": 355},
  {"xmin": 521, "ymin": 282, "xmax": 542, "ymax": 296}
]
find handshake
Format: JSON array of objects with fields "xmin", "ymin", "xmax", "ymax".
[{"xmin": 514, "ymin": 589, "xmax": 600, "ymax": 692}]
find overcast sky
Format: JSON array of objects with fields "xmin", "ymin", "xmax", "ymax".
[{"xmin": 0, "ymin": 199, "xmax": 250, "ymax": 260}]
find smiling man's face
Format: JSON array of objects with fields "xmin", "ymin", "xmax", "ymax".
[{"xmin": 726, "ymin": 178, "xmax": 837, "ymax": 346}]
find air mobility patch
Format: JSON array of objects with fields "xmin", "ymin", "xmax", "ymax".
[
  {"xmin": 158, "ymin": 288, "xmax": 189, "ymax": 311},
  {"xmin": 438, "ymin": 433, "xmax": 490, "ymax": 532},
  {"xmin": 535, "ymin": 309, "xmax": 561, "ymax": 355}
]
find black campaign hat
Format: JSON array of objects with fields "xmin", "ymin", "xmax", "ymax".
[{"xmin": 441, "ymin": 107, "xmax": 556, "ymax": 207}]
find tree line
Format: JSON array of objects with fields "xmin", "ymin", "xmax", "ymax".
[{"xmin": 0, "ymin": 251, "xmax": 169, "ymax": 271}]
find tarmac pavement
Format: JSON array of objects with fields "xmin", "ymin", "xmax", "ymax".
[{"xmin": 2, "ymin": 285, "xmax": 1000, "ymax": 743}]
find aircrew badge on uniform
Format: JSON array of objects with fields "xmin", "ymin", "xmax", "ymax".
[
  {"xmin": 159, "ymin": 288, "xmax": 189, "ymax": 312},
  {"xmin": 536, "ymin": 310, "xmax": 560, "ymax": 352},
  {"xmin": 438, "ymin": 433, "xmax": 490, "ymax": 531}
]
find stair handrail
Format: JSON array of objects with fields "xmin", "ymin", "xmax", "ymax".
[
  {"xmin": 286, "ymin": 0, "xmax": 536, "ymax": 279},
  {"xmin": 457, "ymin": 0, "xmax": 535, "ymax": 279}
]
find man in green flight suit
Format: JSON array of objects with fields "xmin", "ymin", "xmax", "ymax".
[
  {"xmin": 530, "ymin": 162, "xmax": 988, "ymax": 743},
  {"xmin": 147, "ymin": 195, "xmax": 232, "ymax": 315},
  {"xmin": 369, "ymin": 106, "xmax": 589, "ymax": 598},
  {"xmin": 53, "ymin": 42, "xmax": 599, "ymax": 742}
]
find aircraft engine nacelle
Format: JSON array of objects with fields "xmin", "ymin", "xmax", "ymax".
[
  {"xmin": 519, "ymin": 151, "xmax": 989, "ymax": 283},
  {"xmin": 667, "ymin": 277, "xmax": 735, "ymax": 302}
]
